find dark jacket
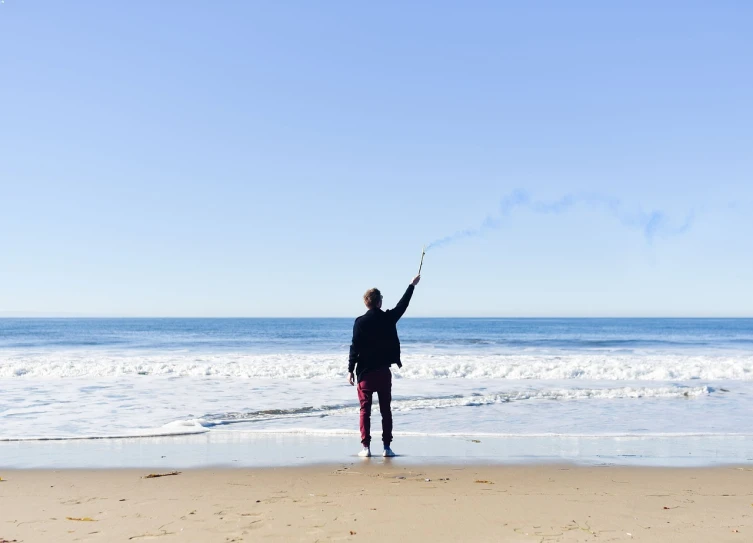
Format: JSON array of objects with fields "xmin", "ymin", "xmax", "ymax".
[{"xmin": 348, "ymin": 284, "xmax": 414, "ymax": 382}]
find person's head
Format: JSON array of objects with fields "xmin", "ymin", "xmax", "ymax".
[{"xmin": 363, "ymin": 288, "xmax": 382, "ymax": 310}]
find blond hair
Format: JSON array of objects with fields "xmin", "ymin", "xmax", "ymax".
[{"xmin": 363, "ymin": 288, "xmax": 382, "ymax": 309}]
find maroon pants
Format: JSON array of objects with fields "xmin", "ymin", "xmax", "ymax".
[{"xmin": 357, "ymin": 367, "xmax": 392, "ymax": 447}]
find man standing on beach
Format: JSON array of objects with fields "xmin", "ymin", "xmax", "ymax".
[{"xmin": 348, "ymin": 275, "xmax": 421, "ymax": 458}]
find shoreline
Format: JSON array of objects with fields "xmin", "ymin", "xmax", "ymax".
[
  {"xmin": 2, "ymin": 464, "xmax": 752, "ymax": 542},
  {"xmin": 2, "ymin": 432, "xmax": 752, "ymax": 470}
]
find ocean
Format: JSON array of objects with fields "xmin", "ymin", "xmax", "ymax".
[{"xmin": 1, "ymin": 318, "xmax": 753, "ymax": 448}]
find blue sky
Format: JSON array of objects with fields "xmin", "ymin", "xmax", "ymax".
[{"xmin": 1, "ymin": 1, "xmax": 751, "ymax": 317}]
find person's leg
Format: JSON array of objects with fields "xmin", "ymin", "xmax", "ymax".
[
  {"xmin": 377, "ymin": 369, "xmax": 393, "ymax": 447},
  {"xmin": 357, "ymin": 380, "xmax": 373, "ymax": 447}
]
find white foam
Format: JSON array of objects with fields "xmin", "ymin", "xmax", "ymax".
[
  {"xmin": 191, "ymin": 386, "xmax": 710, "ymax": 427},
  {"xmin": 206, "ymin": 428, "xmax": 753, "ymax": 439},
  {"xmin": 0, "ymin": 420, "xmax": 208, "ymax": 442},
  {"xmin": 0, "ymin": 382, "xmax": 713, "ymax": 442},
  {"xmin": 2, "ymin": 351, "xmax": 753, "ymax": 381}
]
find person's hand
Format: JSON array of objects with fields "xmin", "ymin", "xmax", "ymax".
[
  {"xmin": 411, "ymin": 275, "xmax": 421, "ymax": 286},
  {"xmin": 348, "ymin": 372, "xmax": 355, "ymax": 386}
]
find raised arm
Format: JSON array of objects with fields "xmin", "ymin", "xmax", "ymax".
[{"xmin": 389, "ymin": 275, "xmax": 421, "ymax": 322}]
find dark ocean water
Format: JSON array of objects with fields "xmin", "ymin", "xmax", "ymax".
[{"xmin": 2, "ymin": 318, "xmax": 752, "ymax": 353}]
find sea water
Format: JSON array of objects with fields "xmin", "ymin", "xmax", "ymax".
[{"xmin": 2, "ymin": 318, "xmax": 753, "ymax": 451}]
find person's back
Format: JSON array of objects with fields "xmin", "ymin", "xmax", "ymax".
[
  {"xmin": 349, "ymin": 296, "xmax": 408, "ymax": 379},
  {"xmin": 348, "ymin": 274, "xmax": 421, "ymax": 457}
]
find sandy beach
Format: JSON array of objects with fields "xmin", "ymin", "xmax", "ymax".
[{"xmin": 2, "ymin": 463, "xmax": 752, "ymax": 542}]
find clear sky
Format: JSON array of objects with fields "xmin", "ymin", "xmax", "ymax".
[{"xmin": 1, "ymin": 1, "xmax": 751, "ymax": 317}]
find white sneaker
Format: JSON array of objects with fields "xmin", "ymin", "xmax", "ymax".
[
  {"xmin": 358, "ymin": 447, "xmax": 371, "ymax": 457},
  {"xmin": 383, "ymin": 447, "xmax": 396, "ymax": 457}
]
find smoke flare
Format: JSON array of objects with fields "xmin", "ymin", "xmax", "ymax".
[{"xmin": 426, "ymin": 190, "xmax": 694, "ymax": 251}]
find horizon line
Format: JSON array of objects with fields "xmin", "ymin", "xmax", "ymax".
[{"xmin": 1, "ymin": 315, "xmax": 751, "ymax": 320}]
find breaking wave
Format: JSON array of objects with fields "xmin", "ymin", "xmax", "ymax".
[{"xmin": 2, "ymin": 351, "xmax": 753, "ymax": 381}]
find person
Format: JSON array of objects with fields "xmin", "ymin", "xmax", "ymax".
[{"xmin": 348, "ymin": 274, "xmax": 421, "ymax": 457}]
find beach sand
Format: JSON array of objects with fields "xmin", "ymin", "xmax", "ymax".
[{"xmin": 2, "ymin": 464, "xmax": 752, "ymax": 542}]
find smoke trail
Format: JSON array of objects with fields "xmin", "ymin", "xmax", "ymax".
[{"xmin": 426, "ymin": 190, "xmax": 695, "ymax": 251}]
